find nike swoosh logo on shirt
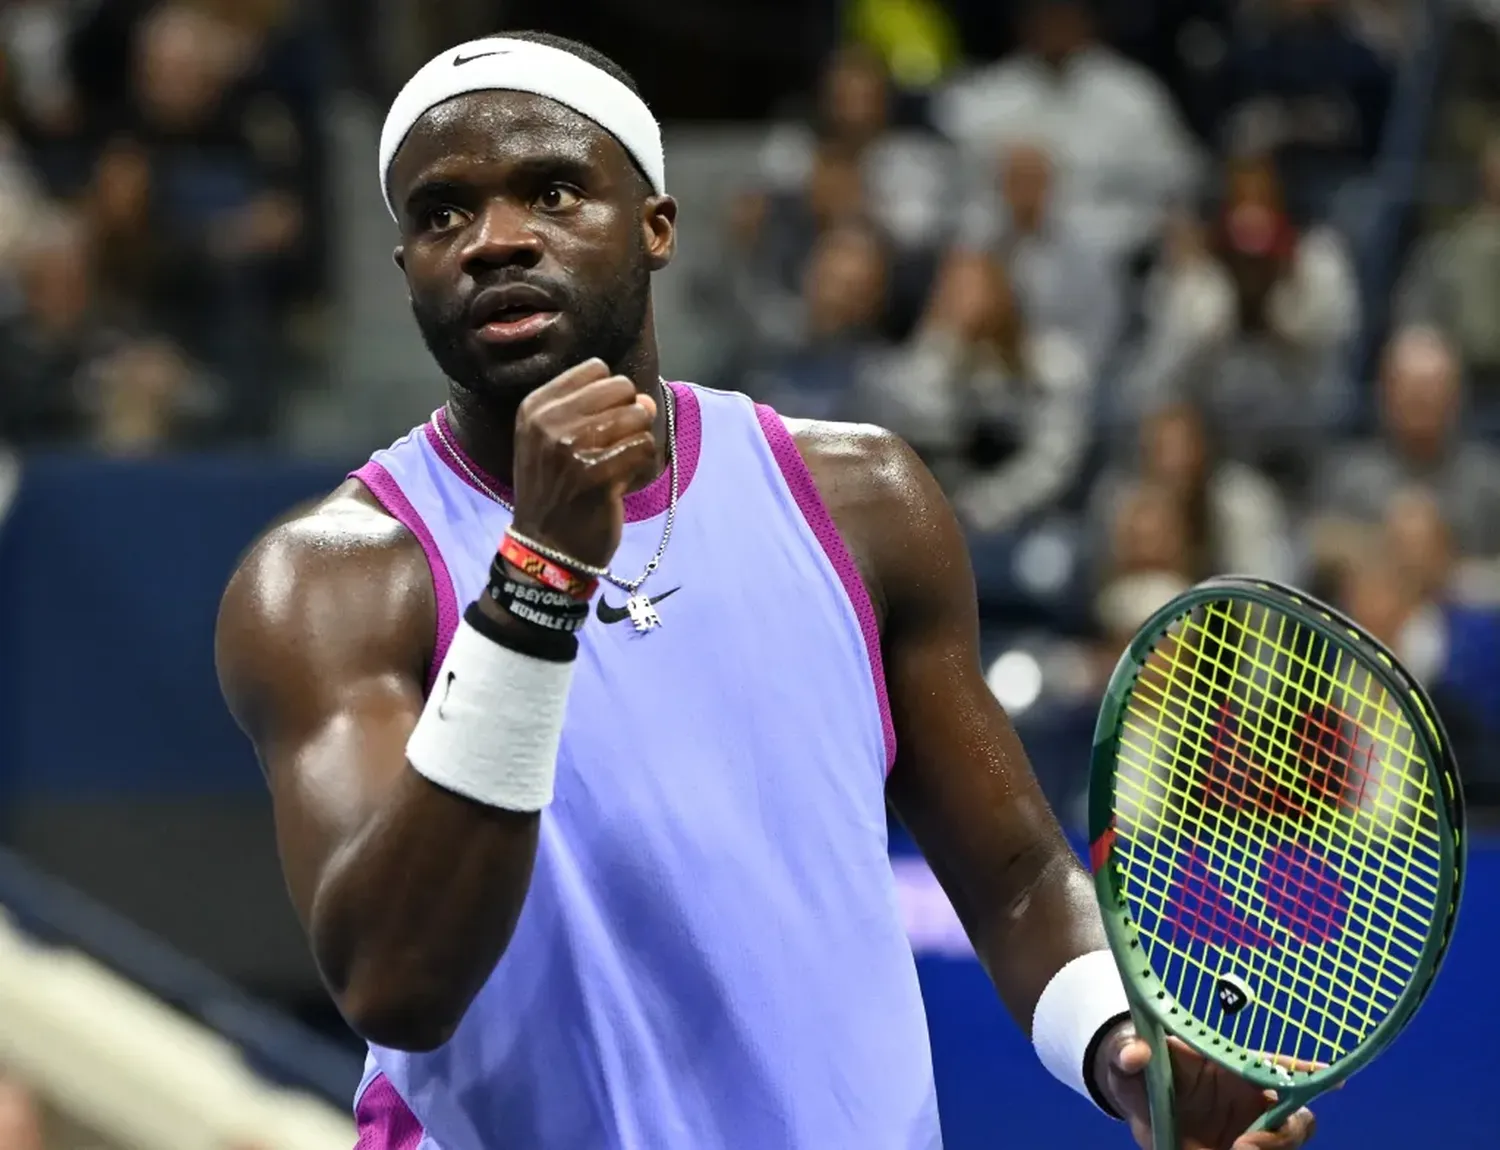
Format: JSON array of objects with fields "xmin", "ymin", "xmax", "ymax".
[
  {"xmin": 453, "ymin": 49, "xmax": 510, "ymax": 66},
  {"xmin": 595, "ymin": 586, "xmax": 681, "ymax": 625}
]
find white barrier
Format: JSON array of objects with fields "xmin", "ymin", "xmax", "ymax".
[{"xmin": 0, "ymin": 909, "xmax": 353, "ymax": 1150}]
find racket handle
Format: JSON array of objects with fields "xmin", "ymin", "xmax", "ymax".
[
  {"xmin": 1248, "ymin": 1093, "xmax": 1304, "ymax": 1136},
  {"xmin": 1137, "ymin": 1008, "xmax": 1179, "ymax": 1150}
]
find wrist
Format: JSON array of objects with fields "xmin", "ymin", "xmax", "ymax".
[
  {"xmin": 1085, "ymin": 1016, "xmax": 1134, "ymax": 1121},
  {"xmin": 1030, "ymin": 950, "xmax": 1133, "ymax": 1114}
]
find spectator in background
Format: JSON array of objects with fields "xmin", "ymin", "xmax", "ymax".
[
  {"xmin": 0, "ymin": 0, "xmax": 91, "ymax": 195},
  {"xmin": 1310, "ymin": 326, "xmax": 1500, "ymax": 571},
  {"xmin": 1220, "ymin": 0, "xmax": 1394, "ymax": 221},
  {"xmin": 949, "ymin": 140, "xmax": 1124, "ymax": 370},
  {"xmin": 118, "ymin": 1, "xmax": 302, "ymax": 440},
  {"xmin": 0, "ymin": 107, "xmax": 45, "ymax": 302},
  {"xmin": 736, "ymin": 218, "xmax": 892, "ymax": 422},
  {"xmin": 726, "ymin": 137, "xmax": 867, "ymax": 352},
  {"xmin": 1395, "ymin": 134, "xmax": 1500, "ymax": 395},
  {"xmin": 855, "ymin": 249, "xmax": 1093, "ymax": 535},
  {"xmin": 735, "ymin": 45, "xmax": 955, "ymax": 339},
  {"xmin": 85, "ymin": 136, "xmax": 156, "ymax": 324},
  {"xmin": 83, "ymin": 335, "xmax": 211, "ymax": 456},
  {"xmin": 932, "ymin": 0, "xmax": 1201, "ymax": 268},
  {"xmin": 1380, "ymin": 488, "xmax": 1500, "ymax": 756},
  {"xmin": 0, "ymin": 1072, "xmax": 43, "ymax": 1150},
  {"xmin": 0, "ymin": 211, "xmax": 112, "ymax": 444},
  {"xmin": 1091, "ymin": 480, "xmax": 1196, "ymax": 680},
  {"xmin": 0, "ymin": 208, "xmax": 215, "ymax": 452},
  {"xmin": 1337, "ymin": 547, "xmax": 1491, "ymax": 798},
  {"xmin": 1089, "ymin": 401, "xmax": 1296, "ymax": 584},
  {"xmin": 1124, "ymin": 153, "xmax": 1357, "ymax": 485}
]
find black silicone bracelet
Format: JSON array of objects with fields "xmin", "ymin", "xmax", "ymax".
[
  {"xmin": 1081, "ymin": 1011, "xmax": 1134, "ymax": 1120},
  {"xmin": 464, "ymin": 600, "xmax": 578, "ymax": 663}
]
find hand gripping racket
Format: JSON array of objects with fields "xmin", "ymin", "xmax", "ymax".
[{"xmin": 1089, "ymin": 576, "xmax": 1465, "ymax": 1148}]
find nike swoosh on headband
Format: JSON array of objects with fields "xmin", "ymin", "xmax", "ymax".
[
  {"xmin": 453, "ymin": 49, "xmax": 510, "ymax": 66},
  {"xmin": 595, "ymin": 586, "xmax": 681, "ymax": 625}
]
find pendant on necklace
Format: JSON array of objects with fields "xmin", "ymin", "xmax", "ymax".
[{"xmin": 626, "ymin": 594, "xmax": 663, "ymax": 633}]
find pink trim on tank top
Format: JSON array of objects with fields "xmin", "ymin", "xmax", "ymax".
[
  {"xmin": 424, "ymin": 381, "xmax": 703, "ymax": 522},
  {"xmin": 352, "ymin": 460, "xmax": 462, "ymax": 693},
  {"xmin": 354, "ymin": 1073, "xmax": 425, "ymax": 1150},
  {"xmin": 752, "ymin": 405, "xmax": 897, "ymax": 774}
]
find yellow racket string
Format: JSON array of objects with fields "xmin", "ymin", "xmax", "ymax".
[{"xmin": 1110, "ymin": 598, "xmax": 1444, "ymax": 1069}]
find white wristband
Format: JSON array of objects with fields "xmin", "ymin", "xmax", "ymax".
[
  {"xmin": 405, "ymin": 616, "xmax": 575, "ymax": 811},
  {"xmin": 1031, "ymin": 950, "xmax": 1133, "ymax": 1112}
]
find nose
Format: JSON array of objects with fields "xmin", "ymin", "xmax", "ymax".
[{"xmin": 458, "ymin": 198, "xmax": 544, "ymax": 276}]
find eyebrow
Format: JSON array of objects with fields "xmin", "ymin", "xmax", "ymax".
[{"xmin": 401, "ymin": 153, "xmax": 605, "ymax": 217}]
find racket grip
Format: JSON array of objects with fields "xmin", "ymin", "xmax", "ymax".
[{"xmin": 1138, "ymin": 1009, "xmax": 1179, "ymax": 1150}]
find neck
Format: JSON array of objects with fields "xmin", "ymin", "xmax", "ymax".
[{"xmin": 444, "ymin": 342, "xmax": 668, "ymax": 492}]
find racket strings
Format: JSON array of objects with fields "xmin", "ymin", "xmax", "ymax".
[
  {"xmin": 1121, "ymin": 602, "xmax": 1438, "ymax": 1056},
  {"xmin": 1128, "ymin": 617, "xmax": 1428, "ymax": 1067},
  {"xmin": 1111, "ymin": 598, "xmax": 1444, "ymax": 1069}
]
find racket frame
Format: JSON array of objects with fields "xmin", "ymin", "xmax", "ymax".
[{"xmin": 1088, "ymin": 576, "xmax": 1466, "ymax": 1142}]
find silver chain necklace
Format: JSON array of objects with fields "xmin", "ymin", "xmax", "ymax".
[{"xmin": 431, "ymin": 382, "xmax": 679, "ymax": 633}]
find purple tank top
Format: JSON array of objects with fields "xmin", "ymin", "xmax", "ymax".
[{"xmin": 347, "ymin": 383, "xmax": 939, "ymax": 1150}]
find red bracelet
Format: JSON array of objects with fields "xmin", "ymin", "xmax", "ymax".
[{"xmin": 498, "ymin": 533, "xmax": 599, "ymax": 600}]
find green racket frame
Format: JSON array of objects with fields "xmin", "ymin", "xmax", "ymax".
[{"xmin": 1087, "ymin": 576, "xmax": 1466, "ymax": 1147}]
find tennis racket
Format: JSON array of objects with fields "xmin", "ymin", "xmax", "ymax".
[{"xmin": 1088, "ymin": 575, "xmax": 1465, "ymax": 1148}]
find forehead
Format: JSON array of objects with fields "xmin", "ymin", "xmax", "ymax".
[{"xmin": 389, "ymin": 90, "xmax": 630, "ymax": 192}]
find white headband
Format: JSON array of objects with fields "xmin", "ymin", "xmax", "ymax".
[{"xmin": 378, "ymin": 37, "xmax": 666, "ymax": 220}]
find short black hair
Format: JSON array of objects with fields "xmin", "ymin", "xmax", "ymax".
[{"xmin": 498, "ymin": 30, "xmax": 641, "ymax": 97}]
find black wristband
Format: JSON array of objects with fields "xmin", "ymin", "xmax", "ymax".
[
  {"xmin": 1082, "ymin": 1011, "xmax": 1133, "ymax": 1120},
  {"xmin": 464, "ymin": 600, "xmax": 578, "ymax": 663},
  {"xmin": 489, "ymin": 578, "xmax": 589, "ymax": 634},
  {"xmin": 492, "ymin": 577, "xmax": 589, "ymax": 614}
]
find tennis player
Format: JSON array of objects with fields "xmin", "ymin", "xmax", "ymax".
[{"xmin": 215, "ymin": 32, "xmax": 1318, "ymax": 1149}]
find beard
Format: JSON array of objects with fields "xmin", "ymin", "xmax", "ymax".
[{"xmin": 411, "ymin": 246, "xmax": 652, "ymax": 404}]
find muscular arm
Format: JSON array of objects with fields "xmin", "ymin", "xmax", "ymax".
[
  {"xmin": 797, "ymin": 424, "xmax": 1106, "ymax": 1031},
  {"xmin": 215, "ymin": 482, "xmax": 539, "ymax": 1052}
]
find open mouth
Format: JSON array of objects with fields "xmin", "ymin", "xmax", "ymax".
[{"xmin": 469, "ymin": 286, "xmax": 562, "ymax": 345}]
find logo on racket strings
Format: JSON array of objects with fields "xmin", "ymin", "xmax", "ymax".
[{"xmin": 1216, "ymin": 974, "xmax": 1252, "ymax": 1016}]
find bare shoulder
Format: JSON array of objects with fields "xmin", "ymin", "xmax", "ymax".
[
  {"xmin": 783, "ymin": 417, "xmax": 922, "ymax": 513},
  {"xmin": 215, "ymin": 478, "xmax": 436, "ymax": 733},
  {"xmin": 785, "ymin": 418, "xmax": 970, "ymax": 627}
]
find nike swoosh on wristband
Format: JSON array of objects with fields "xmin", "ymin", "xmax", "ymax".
[
  {"xmin": 453, "ymin": 49, "xmax": 510, "ymax": 66},
  {"xmin": 595, "ymin": 586, "xmax": 681, "ymax": 625}
]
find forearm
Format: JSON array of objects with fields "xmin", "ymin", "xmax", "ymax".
[
  {"xmin": 968, "ymin": 813, "xmax": 1108, "ymax": 1032},
  {"xmin": 311, "ymin": 767, "xmax": 540, "ymax": 1051},
  {"xmin": 313, "ymin": 594, "xmax": 574, "ymax": 1050}
]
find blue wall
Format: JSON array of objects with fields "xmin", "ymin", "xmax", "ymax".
[{"xmin": 1, "ymin": 457, "xmax": 1495, "ymax": 1145}]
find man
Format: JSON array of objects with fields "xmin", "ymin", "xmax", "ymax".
[
  {"xmin": 1311, "ymin": 325, "xmax": 1500, "ymax": 565},
  {"xmin": 215, "ymin": 32, "xmax": 1317, "ymax": 1149},
  {"xmin": 931, "ymin": 0, "xmax": 1199, "ymax": 268}
]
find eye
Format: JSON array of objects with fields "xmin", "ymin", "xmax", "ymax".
[
  {"xmin": 536, "ymin": 185, "xmax": 582, "ymax": 211},
  {"xmin": 424, "ymin": 205, "xmax": 469, "ymax": 233}
]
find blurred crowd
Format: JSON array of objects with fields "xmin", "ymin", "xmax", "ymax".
[
  {"xmin": 0, "ymin": 0, "xmax": 323, "ymax": 454},
  {"xmin": 716, "ymin": 0, "xmax": 1500, "ymax": 812},
  {"xmin": 0, "ymin": 0, "xmax": 1497, "ymax": 815}
]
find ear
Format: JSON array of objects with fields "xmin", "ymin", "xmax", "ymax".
[
  {"xmin": 643, "ymin": 195, "xmax": 677, "ymax": 272},
  {"xmin": 393, "ymin": 245, "xmax": 405, "ymax": 271}
]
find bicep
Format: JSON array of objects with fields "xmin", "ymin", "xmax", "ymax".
[{"xmin": 884, "ymin": 618, "xmax": 1068, "ymax": 942}]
